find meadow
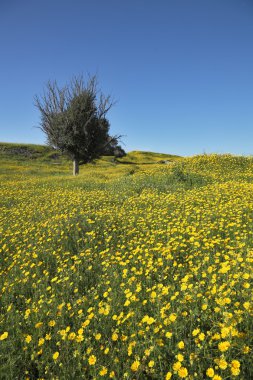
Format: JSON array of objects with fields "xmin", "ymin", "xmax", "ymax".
[{"xmin": 0, "ymin": 143, "xmax": 253, "ymax": 379}]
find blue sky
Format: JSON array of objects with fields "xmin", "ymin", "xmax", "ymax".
[{"xmin": 0, "ymin": 0, "xmax": 252, "ymax": 156}]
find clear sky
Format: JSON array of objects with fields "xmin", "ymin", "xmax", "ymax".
[{"xmin": 0, "ymin": 0, "xmax": 252, "ymax": 156}]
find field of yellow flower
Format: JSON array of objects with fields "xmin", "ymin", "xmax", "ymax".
[{"xmin": 0, "ymin": 147, "xmax": 253, "ymax": 379}]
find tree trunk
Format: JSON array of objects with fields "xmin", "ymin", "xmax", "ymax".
[{"xmin": 73, "ymin": 158, "xmax": 79, "ymax": 176}]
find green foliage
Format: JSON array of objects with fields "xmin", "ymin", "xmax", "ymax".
[{"xmin": 171, "ymin": 164, "xmax": 209, "ymax": 188}]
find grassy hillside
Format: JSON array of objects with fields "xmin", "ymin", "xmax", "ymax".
[
  {"xmin": 0, "ymin": 142, "xmax": 181, "ymax": 179},
  {"xmin": 0, "ymin": 142, "xmax": 53, "ymax": 157},
  {"xmin": 0, "ymin": 143, "xmax": 253, "ymax": 379},
  {"xmin": 0, "ymin": 142, "xmax": 70, "ymax": 177},
  {"xmin": 0, "ymin": 142, "xmax": 180, "ymax": 163},
  {"xmin": 117, "ymin": 150, "xmax": 181, "ymax": 164}
]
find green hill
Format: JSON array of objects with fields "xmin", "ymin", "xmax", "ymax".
[
  {"xmin": 0, "ymin": 142, "xmax": 180, "ymax": 162},
  {"xmin": 0, "ymin": 142, "xmax": 62, "ymax": 160},
  {"xmin": 0, "ymin": 142, "xmax": 181, "ymax": 176},
  {"xmin": 117, "ymin": 150, "xmax": 181, "ymax": 164}
]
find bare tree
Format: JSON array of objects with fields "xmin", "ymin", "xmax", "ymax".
[{"xmin": 35, "ymin": 75, "xmax": 123, "ymax": 175}]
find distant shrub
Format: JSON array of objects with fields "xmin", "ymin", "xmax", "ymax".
[{"xmin": 171, "ymin": 165, "xmax": 208, "ymax": 188}]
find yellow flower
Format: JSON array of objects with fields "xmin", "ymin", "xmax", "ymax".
[
  {"xmin": 231, "ymin": 367, "xmax": 240, "ymax": 376},
  {"xmin": 78, "ymin": 328, "xmax": 83, "ymax": 335},
  {"xmin": 242, "ymin": 345, "xmax": 250, "ymax": 354},
  {"xmin": 35, "ymin": 322, "xmax": 43, "ymax": 329},
  {"xmin": 99, "ymin": 366, "xmax": 108, "ymax": 376},
  {"xmin": 131, "ymin": 360, "xmax": 140, "ymax": 372},
  {"xmin": 147, "ymin": 317, "xmax": 155, "ymax": 325},
  {"xmin": 165, "ymin": 372, "xmax": 172, "ymax": 380},
  {"xmin": 218, "ymin": 358, "xmax": 227, "ymax": 370},
  {"xmin": 38, "ymin": 338, "xmax": 45, "ymax": 346},
  {"xmin": 231, "ymin": 360, "xmax": 240, "ymax": 369},
  {"xmin": 68, "ymin": 332, "xmax": 76, "ymax": 340},
  {"xmin": 148, "ymin": 360, "xmax": 155, "ymax": 368},
  {"xmin": 25, "ymin": 335, "xmax": 32, "ymax": 343},
  {"xmin": 221, "ymin": 327, "xmax": 230, "ymax": 338},
  {"xmin": 52, "ymin": 352, "xmax": 59, "ymax": 360},
  {"xmin": 76, "ymin": 334, "xmax": 84, "ymax": 342},
  {"xmin": 150, "ymin": 291, "xmax": 156, "ymax": 299},
  {"xmin": 0, "ymin": 332, "xmax": 8, "ymax": 340},
  {"xmin": 178, "ymin": 367, "xmax": 188, "ymax": 378},
  {"xmin": 59, "ymin": 329, "xmax": 67, "ymax": 340},
  {"xmin": 169, "ymin": 313, "xmax": 177, "ymax": 322},
  {"xmin": 144, "ymin": 348, "xmax": 151, "ymax": 356},
  {"xmin": 88, "ymin": 355, "xmax": 96, "ymax": 365},
  {"xmin": 230, "ymin": 360, "xmax": 240, "ymax": 376},
  {"xmin": 173, "ymin": 361, "xmax": 182, "ymax": 371},
  {"xmin": 192, "ymin": 328, "xmax": 200, "ymax": 336},
  {"xmin": 48, "ymin": 320, "xmax": 56, "ymax": 327},
  {"xmin": 177, "ymin": 354, "xmax": 184, "ymax": 362},
  {"xmin": 112, "ymin": 332, "xmax": 118, "ymax": 341},
  {"xmin": 178, "ymin": 341, "xmax": 185, "ymax": 349},
  {"xmin": 218, "ymin": 341, "xmax": 230, "ymax": 352},
  {"xmin": 165, "ymin": 331, "xmax": 172, "ymax": 338},
  {"xmin": 199, "ymin": 332, "xmax": 205, "ymax": 341},
  {"xmin": 206, "ymin": 367, "xmax": 215, "ymax": 377},
  {"xmin": 82, "ymin": 319, "xmax": 90, "ymax": 328},
  {"xmin": 95, "ymin": 333, "xmax": 101, "ymax": 340},
  {"xmin": 7, "ymin": 304, "xmax": 12, "ymax": 312}
]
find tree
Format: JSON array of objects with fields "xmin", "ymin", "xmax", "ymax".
[
  {"xmin": 35, "ymin": 75, "xmax": 123, "ymax": 175},
  {"xmin": 103, "ymin": 136, "xmax": 126, "ymax": 158}
]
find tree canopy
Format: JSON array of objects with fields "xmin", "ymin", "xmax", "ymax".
[{"xmin": 35, "ymin": 75, "xmax": 124, "ymax": 175}]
